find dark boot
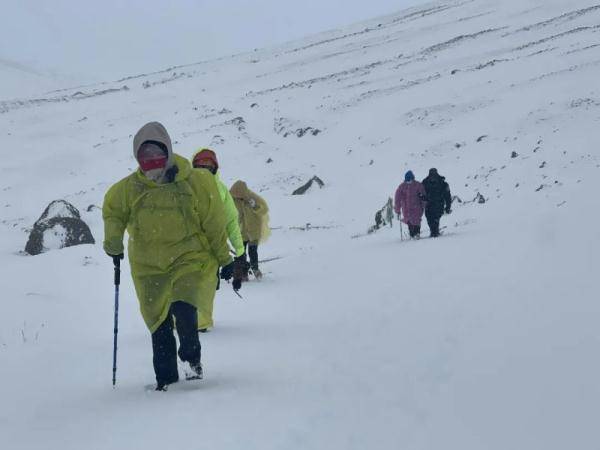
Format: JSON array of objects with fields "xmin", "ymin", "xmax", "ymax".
[{"xmin": 408, "ymin": 224, "xmax": 421, "ymax": 239}]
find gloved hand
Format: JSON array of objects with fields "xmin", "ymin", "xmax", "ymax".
[
  {"xmin": 445, "ymin": 208, "xmax": 452, "ymax": 215},
  {"xmin": 232, "ymin": 278, "xmax": 242, "ymax": 291},
  {"xmin": 107, "ymin": 253, "xmax": 124, "ymax": 266},
  {"xmin": 247, "ymin": 198, "xmax": 257, "ymax": 208},
  {"xmin": 220, "ymin": 260, "xmax": 235, "ymax": 281}
]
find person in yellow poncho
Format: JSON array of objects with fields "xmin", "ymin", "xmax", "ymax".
[
  {"xmin": 230, "ymin": 180, "xmax": 270, "ymax": 280},
  {"xmin": 191, "ymin": 148, "xmax": 245, "ymax": 331},
  {"xmin": 102, "ymin": 122, "xmax": 234, "ymax": 391}
]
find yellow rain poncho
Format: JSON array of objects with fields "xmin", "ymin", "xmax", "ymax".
[
  {"xmin": 191, "ymin": 149, "xmax": 244, "ymax": 257},
  {"xmin": 190, "ymin": 148, "xmax": 244, "ymax": 330},
  {"xmin": 103, "ymin": 123, "xmax": 232, "ymax": 333},
  {"xmin": 230, "ymin": 180, "xmax": 270, "ymax": 244}
]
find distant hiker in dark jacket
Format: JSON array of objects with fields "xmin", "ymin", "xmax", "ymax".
[{"xmin": 422, "ymin": 168, "xmax": 452, "ymax": 238}]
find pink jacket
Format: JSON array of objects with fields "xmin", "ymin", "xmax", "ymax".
[{"xmin": 394, "ymin": 181, "xmax": 426, "ymax": 226}]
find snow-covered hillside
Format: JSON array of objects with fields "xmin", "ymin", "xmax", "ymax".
[{"xmin": 1, "ymin": 0, "xmax": 599, "ymax": 449}]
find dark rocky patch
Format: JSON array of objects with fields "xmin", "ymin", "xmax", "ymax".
[
  {"xmin": 225, "ymin": 116, "xmax": 246, "ymax": 132},
  {"xmin": 286, "ymin": 127, "xmax": 321, "ymax": 138},
  {"xmin": 292, "ymin": 176, "xmax": 325, "ymax": 195},
  {"xmin": 367, "ymin": 198, "xmax": 394, "ymax": 234},
  {"xmin": 25, "ymin": 200, "xmax": 95, "ymax": 256}
]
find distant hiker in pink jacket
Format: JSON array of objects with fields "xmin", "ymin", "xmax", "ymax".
[{"xmin": 394, "ymin": 170, "xmax": 427, "ymax": 239}]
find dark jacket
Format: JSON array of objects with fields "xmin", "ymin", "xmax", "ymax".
[{"xmin": 422, "ymin": 173, "xmax": 452, "ymax": 216}]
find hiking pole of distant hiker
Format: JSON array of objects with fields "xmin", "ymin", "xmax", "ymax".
[
  {"xmin": 397, "ymin": 213, "xmax": 404, "ymax": 241},
  {"xmin": 112, "ymin": 257, "xmax": 121, "ymax": 388}
]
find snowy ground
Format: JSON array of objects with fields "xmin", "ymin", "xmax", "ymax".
[{"xmin": 1, "ymin": 0, "xmax": 600, "ymax": 449}]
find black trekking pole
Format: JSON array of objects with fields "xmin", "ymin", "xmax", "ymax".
[{"xmin": 112, "ymin": 258, "xmax": 121, "ymax": 388}]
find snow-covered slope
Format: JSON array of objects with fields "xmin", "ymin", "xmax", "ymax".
[{"xmin": 1, "ymin": 1, "xmax": 599, "ymax": 449}]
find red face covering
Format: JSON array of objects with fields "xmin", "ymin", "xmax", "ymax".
[
  {"xmin": 193, "ymin": 149, "xmax": 218, "ymax": 171},
  {"xmin": 138, "ymin": 143, "xmax": 167, "ymax": 172}
]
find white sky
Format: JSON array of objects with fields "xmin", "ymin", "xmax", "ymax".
[{"xmin": 1, "ymin": 0, "xmax": 430, "ymax": 84}]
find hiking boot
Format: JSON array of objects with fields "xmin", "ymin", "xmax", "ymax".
[
  {"xmin": 187, "ymin": 362, "xmax": 203, "ymax": 380},
  {"xmin": 253, "ymin": 268, "xmax": 263, "ymax": 280}
]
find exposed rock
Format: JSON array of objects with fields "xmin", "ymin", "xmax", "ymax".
[
  {"xmin": 274, "ymin": 117, "xmax": 322, "ymax": 138},
  {"xmin": 211, "ymin": 135, "xmax": 225, "ymax": 145},
  {"xmin": 25, "ymin": 200, "xmax": 95, "ymax": 255},
  {"xmin": 368, "ymin": 198, "xmax": 394, "ymax": 234},
  {"xmin": 225, "ymin": 116, "xmax": 246, "ymax": 132},
  {"xmin": 511, "ymin": 151, "xmax": 519, "ymax": 158},
  {"xmin": 284, "ymin": 127, "xmax": 321, "ymax": 138},
  {"xmin": 292, "ymin": 176, "xmax": 325, "ymax": 195},
  {"xmin": 266, "ymin": 158, "xmax": 273, "ymax": 164},
  {"xmin": 475, "ymin": 193, "xmax": 486, "ymax": 204},
  {"xmin": 476, "ymin": 135, "xmax": 488, "ymax": 142}
]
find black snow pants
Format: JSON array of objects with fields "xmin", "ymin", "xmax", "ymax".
[
  {"xmin": 425, "ymin": 206, "xmax": 443, "ymax": 237},
  {"xmin": 408, "ymin": 224, "xmax": 421, "ymax": 238},
  {"xmin": 151, "ymin": 301, "xmax": 201, "ymax": 386},
  {"xmin": 243, "ymin": 241, "xmax": 259, "ymax": 271}
]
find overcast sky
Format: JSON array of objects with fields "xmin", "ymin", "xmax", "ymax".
[{"xmin": 1, "ymin": 0, "xmax": 429, "ymax": 85}]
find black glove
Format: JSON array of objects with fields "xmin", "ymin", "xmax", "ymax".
[
  {"xmin": 107, "ymin": 253, "xmax": 124, "ymax": 266},
  {"xmin": 232, "ymin": 278, "xmax": 242, "ymax": 291},
  {"xmin": 220, "ymin": 261, "xmax": 235, "ymax": 281},
  {"xmin": 445, "ymin": 208, "xmax": 452, "ymax": 215}
]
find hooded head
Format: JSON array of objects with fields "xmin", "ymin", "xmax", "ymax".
[
  {"xmin": 133, "ymin": 122, "xmax": 174, "ymax": 183},
  {"xmin": 192, "ymin": 148, "xmax": 219, "ymax": 174},
  {"xmin": 404, "ymin": 170, "xmax": 415, "ymax": 182},
  {"xmin": 230, "ymin": 180, "xmax": 249, "ymax": 199},
  {"xmin": 428, "ymin": 168, "xmax": 439, "ymax": 177}
]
